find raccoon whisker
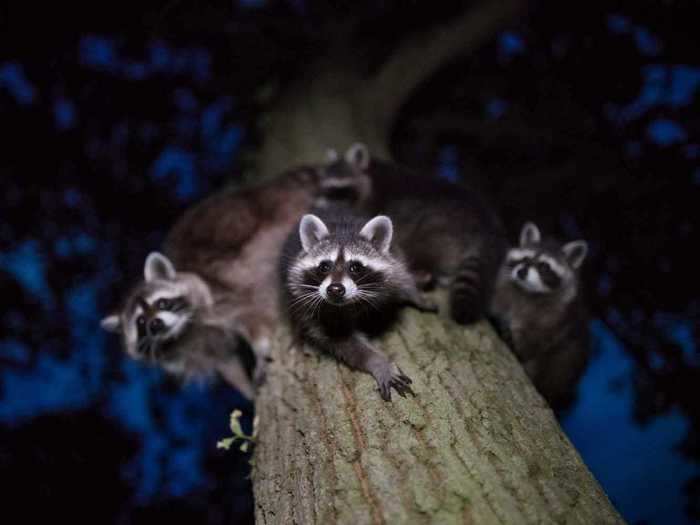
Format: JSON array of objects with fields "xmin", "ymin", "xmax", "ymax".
[
  {"xmin": 311, "ymin": 295, "xmax": 325, "ymax": 318},
  {"xmin": 358, "ymin": 296, "xmax": 380, "ymax": 312},
  {"xmin": 288, "ymin": 291, "xmax": 316, "ymax": 305},
  {"xmin": 356, "ymin": 291, "xmax": 380, "ymax": 311},
  {"xmin": 353, "ymin": 273, "xmax": 377, "ymax": 285},
  {"xmin": 289, "ymin": 294, "xmax": 324, "ymax": 318},
  {"xmin": 288, "ymin": 291, "xmax": 321, "ymax": 312}
]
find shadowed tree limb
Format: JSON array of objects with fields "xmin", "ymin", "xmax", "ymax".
[{"xmin": 367, "ymin": 0, "xmax": 527, "ymax": 133}]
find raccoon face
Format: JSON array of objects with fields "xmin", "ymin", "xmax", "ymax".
[
  {"xmin": 315, "ymin": 143, "xmax": 372, "ymax": 207},
  {"xmin": 290, "ymin": 214, "xmax": 394, "ymax": 309},
  {"xmin": 101, "ymin": 252, "xmax": 196, "ymax": 361},
  {"xmin": 506, "ymin": 222, "xmax": 588, "ymax": 296}
]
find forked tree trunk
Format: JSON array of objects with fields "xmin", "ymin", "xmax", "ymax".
[{"xmin": 251, "ymin": 4, "xmax": 623, "ymax": 523}]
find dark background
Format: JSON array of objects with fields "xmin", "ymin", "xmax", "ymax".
[{"xmin": 1, "ymin": 1, "xmax": 698, "ymax": 523}]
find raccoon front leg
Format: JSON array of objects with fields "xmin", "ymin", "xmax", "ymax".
[{"xmin": 324, "ymin": 333, "xmax": 414, "ymax": 402}]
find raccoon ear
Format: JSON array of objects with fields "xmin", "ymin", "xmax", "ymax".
[
  {"xmin": 299, "ymin": 214, "xmax": 329, "ymax": 252},
  {"xmin": 562, "ymin": 241, "xmax": 588, "ymax": 270},
  {"xmin": 345, "ymin": 143, "xmax": 370, "ymax": 170},
  {"xmin": 520, "ymin": 222, "xmax": 541, "ymax": 247},
  {"xmin": 100, "ymin": 314, "xmax": 121, "ymax": 333},
  {"xmin": 144, "ymin": 252, "xmax": 176, "ymax": 282},
  {"xmin": 359, "ymin": 215, "xmax": 393, "ymax": 253},
  {"xmin": 325, "ymin": 148, "xmax": 339, "ymax": 163}
]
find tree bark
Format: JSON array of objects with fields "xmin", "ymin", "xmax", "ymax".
[
  {"xmin": 251, "ymin": 4, "xmax": 623, "ymax": 523},
  {"xmin": 253, "ymin": 298, "xmax": 623, "ymax": 524}
]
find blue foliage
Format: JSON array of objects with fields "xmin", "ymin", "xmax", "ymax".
[
  {"xmin": 607, "ymin": 14, "xmax": 631, "ymax": 34},
  {"xmin": 499, "ymin": 31, "xmax": 525, "ymax": 58},
  {"xmin": 647, "ymin": 119, "xmax": 687, "ymax": 146},
  {"xmin": 79, "ymin": 36, "xmax": 211, "ymax": 83},
  {"xmin": 0, "ymin": 239, "xmax": 53, "ymax": 307},
  {"xmin": 151, "ymin": 146, "xmax": 199, "ymax": 200},
  {"xmin": 485, "ymin": 98, "xmax": 508, "ymax": 119},
  {"xmin": 608, "ymin": 15, "xmax": 661, "ymax": 56},
  {"xmin": 0, "ymin": 340, "xmax": 96, "ymax": 423},
  {"xmin": 80, "ymin": 36, "xmax": 117, "ymax": 71},
  {"xmin": 437, "ymin": 146, "xmax": 459, "ymax": 183},
  {"xmin": 54, "ymin": 97, "xmax": 77, "ymax": 130},
  {"xmin": 0, "ymin": 62, "xmax": 37, "ymax": 105},
  {"xmin": 608, "ymin": 65, "xmax": 700, "ymax": 125}
]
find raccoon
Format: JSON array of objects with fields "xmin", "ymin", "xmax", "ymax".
[
  {"xmin": 488, "ymin": 222, "xmax": 590, "ymax": 412},
  {"xmin": 101, "ymin": 252, "xmax": 256, "ymax": 399},
  {"xmin": 315, "ymin": 143, "xmax": 373, "ymax": 208},
  {"xmin": 102, "ymin": 164, "xmax": 371, "ymax": 396},
  {"xmin": 281, "ymin": 209, "xmax": 437, "ymax": 401},
  {"xmin": 324, "ymin": 143, "xmax": 508, "ymax": 324}
]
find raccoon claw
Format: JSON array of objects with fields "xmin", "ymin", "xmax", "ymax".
[{"xmin": 377, "ymin": 366, "xmax": 415, "ymax": 402}]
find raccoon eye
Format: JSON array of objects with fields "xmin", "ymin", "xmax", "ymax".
[
  {"xmin": 318, "ymin": 261, "xmax": 332, "ymax": 274},
  {"xmin": 137, "ymin": 315, "xmax": 146, "ymax": 328},
  {"xmin": 156, "ymin": 298, "xmax": 172, "ymax": 310},
  {"xmin": 348, "ymin": 261, "xmax": 364, "ymax": 275}
]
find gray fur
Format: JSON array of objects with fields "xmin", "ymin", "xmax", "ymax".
[{"xmin": 489, "ymin": 223, "xmax": 590, "ymax": 412}]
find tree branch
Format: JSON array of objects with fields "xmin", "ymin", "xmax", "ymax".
[
  {"xmin": 367, "ymin": 0, "xmax": 527, "ymax": 130},
  {"xmin": 253, "ymin": 298, "xmax": 624, "ymax": 524}
]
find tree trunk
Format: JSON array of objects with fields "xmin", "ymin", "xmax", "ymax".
[
  {"xmin": 253, "ymin": 298, "xmax": 623, "ymax": 524},
  {"xmin": 251, "ymin": 4, "xmax": 623, "ymax": 523}
]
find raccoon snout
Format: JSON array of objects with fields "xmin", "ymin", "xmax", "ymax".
[
  {"xmin": 149, "ymin": 317, "xmax": 165, "ymax": 334},
  {"xmin": 327, "ymin": 283, "xmax": 346, "ymax": 299}
]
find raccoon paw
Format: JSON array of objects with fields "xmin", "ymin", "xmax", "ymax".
[{"xmin": 375, "ymin": 363, "xmax": 415, "ymax": 402}]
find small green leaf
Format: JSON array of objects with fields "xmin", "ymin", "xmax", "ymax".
[
  {"xmin": 240, "ymin": 441, "xmax": 249, "ymax": 453},
  {"xmin": 217, "ymin": 437, "xmax": 235, "ymax": 450},
  {"xmin": 230, "ymin": 410, "xmax": 243, "ymax": 436}
]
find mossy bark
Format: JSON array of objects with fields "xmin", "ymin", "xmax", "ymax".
[{"xmin": 253, "ymin": 300, "xmax": 623, "ymax": 524}]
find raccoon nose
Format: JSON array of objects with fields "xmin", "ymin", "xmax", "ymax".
[
  {"xmin": 517, "ymin": 266, "xmax": 528, "ymax": 280},
  {"xmin": 149, "ymin": 317, "xmax": 165, "ymax": 334},
  {"xmin": 327, "ymin": 283, "xmax": 346, "ymax": 298}
]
